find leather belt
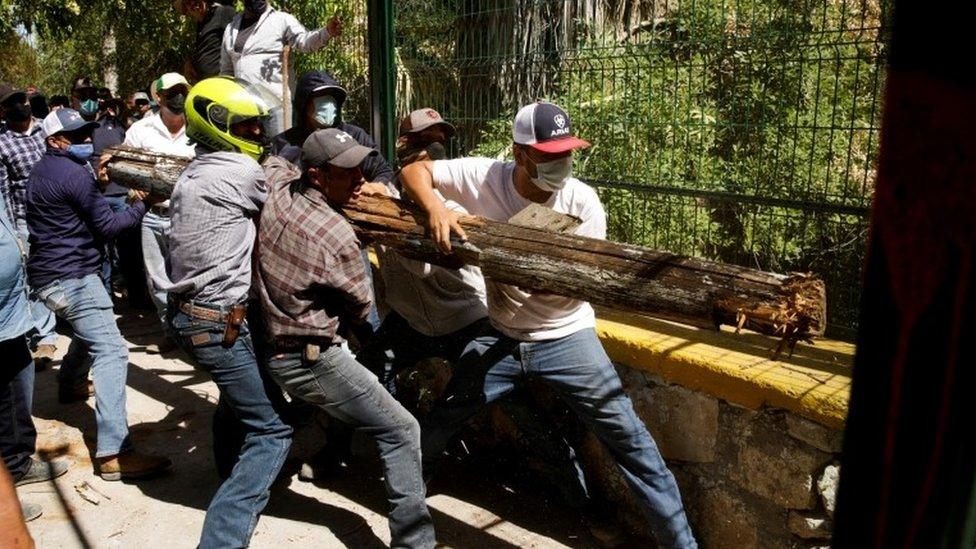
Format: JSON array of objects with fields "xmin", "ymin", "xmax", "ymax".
[
  {"xmin": 175, "ymin": 299, "xmax": 228, "ymax": 323},
  {"xmin": 173, "ymin": 298, "xmax": 248, "ymax": 346}
]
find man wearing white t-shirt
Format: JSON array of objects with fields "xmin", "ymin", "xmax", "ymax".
[
  {"xmin": 123, "ymin": 73, "xmax": 197, "ymax": 339},
  {"xmin": 401, "ymin": 101, "xmax": 697, "ymax": 548}
]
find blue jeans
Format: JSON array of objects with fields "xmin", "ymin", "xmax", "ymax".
[
  {"xmin": 141, "ymin": 212, "xmax": 170, "ymax": 329},
  {"xmin": 267, "ymin": 344, "xmax": 435, "ymax": 548},
  {"xmin": 37, "ymin": 273, "xmax": 132, "ymax": 457},
  {"xmin": 15, "ymin": 219, "xmax": 57, "ymax": 350},
  {"xmin": 421, "ymin": 327, "xmax": 697, "ymax": 549},
  {"xmin": 0, "ymin": 335, "xmax": 36, "ymax": 479},
  {"xmin": 169, "ymin": 307, "xmax": 292, "ymax": 549}
]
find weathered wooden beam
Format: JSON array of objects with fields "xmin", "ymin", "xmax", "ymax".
[{"xmin": 104, "ymin": 145, "xmax": 827, "ymax": 342}]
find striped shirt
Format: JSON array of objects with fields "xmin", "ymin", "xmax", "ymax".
[
  {"xmin": 255, "ymin": 156, "xmax": 372, "ymax": 342},
  {"xmin": 0, "ymin": 120, "xmax": 46, "ymax": 225},
  {"xmin": 162, "ymin": 150, "xmax": 267, "ymax": 306}
]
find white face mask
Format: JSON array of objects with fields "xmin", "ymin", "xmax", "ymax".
[
  {"xmin": 528, "ymin": 156, "xmax": 572, "ymax": 192},
  {"xmin": 312, "ymin": 96, "xmax": 337, "ymax": 127}
]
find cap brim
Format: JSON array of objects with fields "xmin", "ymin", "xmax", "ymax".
[
  {"xmin": 60, "ymin": 121, "xmax": 100, "ymax": 134},
  {"xmin": 311, "ymin": 85, "xmax": 347, "ymax": 103},
  {"xmin": 529, "ymin": 136, "xmax": 591, "ymax": 153},
  {"xmin": 329, "ymin": 146, "xmax": 377, "ymax": 169},
  {"xmin": 407, "ymin": 120, "xmax": 456, "ymax": 136}
]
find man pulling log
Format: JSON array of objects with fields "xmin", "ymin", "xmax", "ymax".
[{"xmin": 400, "ymin": 101, "xmax": 698, "ymax": 548}]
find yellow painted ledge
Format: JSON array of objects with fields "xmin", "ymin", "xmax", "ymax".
[{"xmin": 595, "ymin": 310, "xmax": 853, "ymax": 430}]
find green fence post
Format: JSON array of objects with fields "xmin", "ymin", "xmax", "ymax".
[{"xmin": 367, "ymin": 0, "xmax": 396, "ymax": 163}]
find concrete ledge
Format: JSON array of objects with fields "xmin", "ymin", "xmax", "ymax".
[
  {"xmin": 594, "ymin": 310, "xmax": 853, "ymax": 429},
  {"xmin": 370, "ymin": 249, "xmax": 852, "ymax": 428}
]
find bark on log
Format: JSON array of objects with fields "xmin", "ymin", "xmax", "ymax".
[{"xmin": 104, "ymin": 145, "xmax": 827, "ymax": 343}]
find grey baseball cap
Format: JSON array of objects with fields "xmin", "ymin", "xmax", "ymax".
[{"xmin": 302, "ymin": 128, "xmax": 377, "ymax": 169}]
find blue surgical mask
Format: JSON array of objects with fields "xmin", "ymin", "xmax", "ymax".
[
  {"xmin": 312, "ymin": 96, "xmax": 337, "ymax": 127},
  {"xmin": 67, "ymin": 143, "xmax": 94, "ymax": 161},
  {"xmin": 79, "ymin": 99, "xmax": 99, "ymax": 117}
]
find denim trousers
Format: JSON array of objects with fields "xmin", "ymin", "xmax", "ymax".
[
  {"xmin": 141, "ymin": 211, "xmax": 170, "ymax": 329},
  {"xmin": 15, "ymin": 219, "xmax": 58, "ymax": 350},
  {"xmin": 37, "ymin": 273, "xmax": 132, "ymax": 457},
  {"xmin": 266, "ymin": 344, "xmax": 435, "ymax": 549},
  {"xmin": 421, "ymin": 326, "xmax": 697, "ymax": 549},
  {"xmin": 169, "ymin": 307, "xmax": 293, "ymax": 549},
  {"xmin": 0, "ymin": 335, "xmax": 37, "ymax": 479}
]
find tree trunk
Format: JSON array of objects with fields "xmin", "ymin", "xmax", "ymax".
[{"xmin": 104, "ymin": 145, "xmax": 827, "ymax": 343}]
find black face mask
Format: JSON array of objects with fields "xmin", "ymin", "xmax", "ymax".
[
  {"xmin": 164, "ymin": 93, "xmax": 187, "ymax": 114},
  {"xmin": 243, "ymin": 0, "xmax": 267, "ymax": 14},
  {"xmin": 4, "ymin": 102, "xmax": 32, "ymax": 124},
  {"xmin": 397, "ymin": 140, "xmax": 447, "ymax": 165}
]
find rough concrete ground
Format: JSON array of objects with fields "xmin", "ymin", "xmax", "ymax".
[{"xmin": 19, "ymin": 304, "xmax": 599, "ymax": 548}]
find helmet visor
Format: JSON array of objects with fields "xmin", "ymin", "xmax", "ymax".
[{"xmin": 233, "ymin": 79, "xmax": 283, "ymax": 140}]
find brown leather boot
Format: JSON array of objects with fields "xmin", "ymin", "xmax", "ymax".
[{"xmin": 97, "ymin": 450, "xmax": 172, "ymax": 481}]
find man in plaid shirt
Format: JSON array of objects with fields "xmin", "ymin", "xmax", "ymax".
[
  {"xmin": 255, "ymin": 128, "xmax": 436, "ymax": 548},
  {"xmin": 0, "ymin": 84, "xmax": 58, "ymax": 362}
]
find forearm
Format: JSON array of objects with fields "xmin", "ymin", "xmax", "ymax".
[
  {"xmin": 289, "ymin": 27, "xmax": 330, "ymax": 53},
  {"xmin": 401, "ymin": 162, "xmax": 444, "ymax": 215}
]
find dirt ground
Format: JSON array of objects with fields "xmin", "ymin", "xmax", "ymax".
[{"xmin": 18, "ymin": 304, "xmax": 599, "ymax": 548}]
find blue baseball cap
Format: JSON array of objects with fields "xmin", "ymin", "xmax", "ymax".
[{"xmin": 42, "ymin": 108, "xmax": 99, "ymax": 137}]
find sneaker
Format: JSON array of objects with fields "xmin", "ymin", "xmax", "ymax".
[
  {"xmin": 14, "ymin": 458, "xmax": 69, "ymax": 486},
  {"xmin": 97, "ymin": 450, "xmax": 172, "ymax": 481},
  {"xmin": 20, "ymin": 500, "xmax": 42, "ymax": 522},
  {"xmin": 58, "ymin": 381, "xmax": 94, "ymax": 404}
]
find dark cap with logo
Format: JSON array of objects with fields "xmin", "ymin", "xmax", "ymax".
[
  {"xmin": 512, "ymin": 101, "xmax": 590, "ymax": 154},
  {"xmin": 302, "ymin": 128, "xmax": 378, "ymax": 169}
]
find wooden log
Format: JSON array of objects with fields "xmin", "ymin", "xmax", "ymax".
[{"xmin": 104, "ymin": 146, "xmax": 827, "ymax": 343}]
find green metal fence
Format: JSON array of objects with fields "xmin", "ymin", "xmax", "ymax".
[{"xmin": 387, "ymin": 0, "xmax": 889, "ymax": 338}]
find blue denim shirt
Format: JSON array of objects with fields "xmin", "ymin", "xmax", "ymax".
[{"xmin": 0, "ymin": 199, "xmax": 32, "ymax": 340}]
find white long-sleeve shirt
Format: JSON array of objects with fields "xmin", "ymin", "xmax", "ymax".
[{"xmin": 220, "ymin": 7, "xmax": 331, "ymax": 107}]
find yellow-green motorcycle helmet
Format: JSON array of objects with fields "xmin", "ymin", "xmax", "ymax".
[{"xmin": 185, "ymin": 77, "xmax": 282, "ymax": 161}]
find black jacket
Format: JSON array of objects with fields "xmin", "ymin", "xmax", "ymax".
[
  {"xmin": 271, "ymin": 71, "xmax": 393, "ymax": 183},
  {"xmin": 193, "ymin": 4, "xmax": 237, "ymax": 80}
]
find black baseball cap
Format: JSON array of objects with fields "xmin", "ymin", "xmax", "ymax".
[
  {"xmin": 302, "ymin": 128, "xmax": 377, "ymax": 169},
  {"xmin": 0, "ymin": 83, "xmax": 26, "ymax": 105}
]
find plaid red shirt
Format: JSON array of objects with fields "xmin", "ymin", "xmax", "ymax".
[{"xmin": 255, "ymin": 160, "xmax": 372, "ymax": 343}]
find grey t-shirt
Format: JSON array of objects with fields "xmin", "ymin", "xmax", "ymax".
[{"xmin": 161, "ymin": 150, "xmax": 267, "ymax": 306}]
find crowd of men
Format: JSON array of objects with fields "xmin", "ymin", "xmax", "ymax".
[{"xmin": 0, "ymin": 1, "xmax": 699, "ymax": 548}]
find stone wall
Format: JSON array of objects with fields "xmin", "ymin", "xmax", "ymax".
[
  {"xmin": 472, "ymin": 362, "xmax": 843, "ymax": 548},
  {"xmin": 614, "ymin": 365, "xmax": 841, "ymax": 548}
]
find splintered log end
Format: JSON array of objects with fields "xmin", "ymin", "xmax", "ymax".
[{"xmin": 714, "ymin": 272, "xmax": 827, "ymax": 346}]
